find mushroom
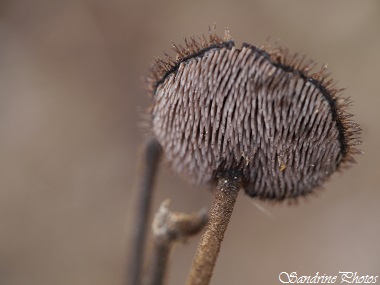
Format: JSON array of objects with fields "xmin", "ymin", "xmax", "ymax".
[{"xmin": 146, "ymin": 29, "xmax": 361, "ymax": 285}]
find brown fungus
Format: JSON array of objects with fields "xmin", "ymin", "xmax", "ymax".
[{"xmin": 147, "ymin": 30, "xmax": 361, "ymax": 201}]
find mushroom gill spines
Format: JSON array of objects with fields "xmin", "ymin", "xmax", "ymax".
[
  {"xmin": 147, "ymin": 32, "xmax": 234, "ymax": 96},
  {"xmin": 148, "ymin": 32, "xmax": 361, "ymax": 200}
]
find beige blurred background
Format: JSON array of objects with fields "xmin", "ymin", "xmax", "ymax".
[{"xmin": 0, "ymin": 0, "xmax": 379, "ymax": 284}]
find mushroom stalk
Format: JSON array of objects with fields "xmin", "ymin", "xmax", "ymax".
[
  {"xmin": 186, "ymin": 171, "xmax": 242, "ymax": 285},
  {"xmin": 128, "ymin": 138, "xmax": 161, "ymax": 285}
]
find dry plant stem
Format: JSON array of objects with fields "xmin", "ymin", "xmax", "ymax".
[
  {"xmin": 128, "ymin": 138, "xmax": 162, "ymax": 285},
  {"xmin": 148, "ymin": 200, "xmax": 208, "ymax": 285},
  {"xmin": 148, "ymin": 240, "xmax": 170, "ymax": 285},
  {"xmin": 186, "ymin": 172, "xmax": 242, "ymax": 285}
]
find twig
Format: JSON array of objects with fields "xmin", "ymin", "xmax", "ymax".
[
  {"xmin": 186, "ymin": 171, "xmax": 242, "ymax": 285},
  {"xmin": 128, "ymin": 138, "xmax": 162, "ymax": 285},
  {"xmin": 148, "ymin": 200, "xmax": 208, "ymax": 285}
]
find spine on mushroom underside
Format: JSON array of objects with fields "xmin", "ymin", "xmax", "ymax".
[{"xmin": 148, "ymin": 31, "xmax": 361, "ymax": 201}]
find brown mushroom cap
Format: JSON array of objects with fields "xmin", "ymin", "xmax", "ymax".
[{"xmin": 148, "ymin": 32, "xmax": 361, "ymax": 200}]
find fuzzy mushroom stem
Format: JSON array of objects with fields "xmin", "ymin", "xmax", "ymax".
[
  {"xmin": 128, "ymin": 138, "xmax": 162, "ymax": 285},
  {"xmin": 186, "ymin": 171, "xmax": 242, "ymax": 285}
]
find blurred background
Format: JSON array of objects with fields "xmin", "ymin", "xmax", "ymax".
[{"xmin": 0, "ymin": 0, "xmax": 379, "ymax": 284}]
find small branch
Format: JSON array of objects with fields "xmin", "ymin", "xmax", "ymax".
[
  {"xmin": 148, "ymin": 200, "xmax": 208, "ymax": 285},
  {"xmin": 186, "ymin": 171, "xmax": 242, "ymax": 285},
  {"xmin": 128, "ymin": 138, "xmax": 162, "ymax": 285}
]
